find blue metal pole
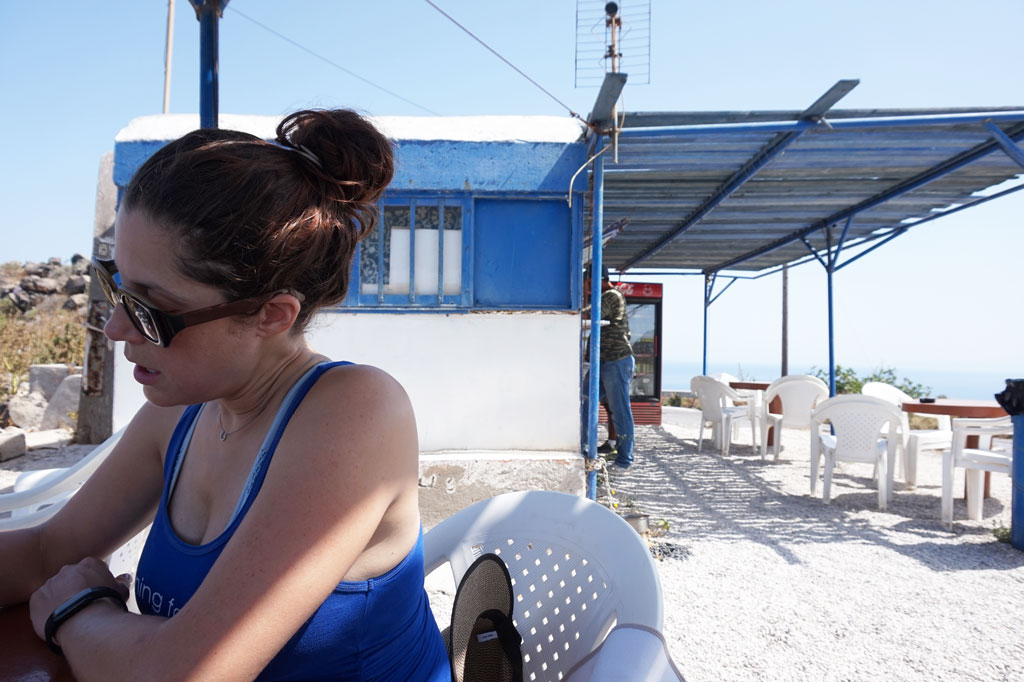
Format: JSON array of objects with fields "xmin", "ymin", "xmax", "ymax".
[
  {"xmin": 1013, "ymin": 414, "xmax": 1024, "ymax": 550},
  {"xmin": 826, "ymin": 219, "xmax": 854, "ymax": 396},
  {"xmin": 826, "ymin": 263, "xmax": 836, "ymax": 396},
  {"xmin": 198, "ymin": 3, "xmax": 220, "ymax": 129},
  {"xmin": 702, "ymin": 274, "xmax": 712, "ymax": 375},
  {"xmin": 586, "ymin": 137, "xmax": 605, "ymax": 500}
]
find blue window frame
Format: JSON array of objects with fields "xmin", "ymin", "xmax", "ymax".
[
  {"xmin": 347, "ymin": 195, "xmax": 472, "ymax": 308},
  {"xmin": 343, "ymin": 192, "xmax": 580, "ymax": 311}
]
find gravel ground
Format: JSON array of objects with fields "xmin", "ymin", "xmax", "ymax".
[
  {"xmin": 606, "ymin": 408, "xmax": 1024, "ymax": 682},
  {"xmin": 6, "ymin": 416, "xmax": 1023, "ymax": 681}
]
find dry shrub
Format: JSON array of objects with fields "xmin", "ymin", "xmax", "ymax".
[
  {"xmin": 662, "ymin": 392, "xmax": 698, "ymax": 409},
  {"xmin": 0, "ymin": 303, "xmax": 85, "ymax": 405}
]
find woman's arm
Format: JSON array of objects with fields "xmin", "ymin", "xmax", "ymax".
[
  {"xmin": 1, "ymin": 401, "xmax": 172, "ymax": 605},
  {"xmin": 35, "ymin": 365, "xmax": 421, "ymax": 682}
]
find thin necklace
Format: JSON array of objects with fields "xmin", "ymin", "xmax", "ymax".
[
  {"xmin": 217, "ymin": 400, "xmax": 271, "ymax": 441},
  {"xmin": 215, "ymin": 354, "xmax": 322, "ymax": 441}
]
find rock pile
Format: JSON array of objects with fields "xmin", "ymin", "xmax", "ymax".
[{"xmin": 2, "ymin": 255, "xmax": 91, "ymax": 316}]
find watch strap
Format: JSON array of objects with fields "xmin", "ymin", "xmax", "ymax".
[{"xmin": 45, "ymin": 585, "xmax": 128, "ymax": 655}]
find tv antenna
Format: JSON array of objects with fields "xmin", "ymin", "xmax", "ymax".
[{"xmin": 574, "ymin": 0, "xmax": 650, "ymax": 88}]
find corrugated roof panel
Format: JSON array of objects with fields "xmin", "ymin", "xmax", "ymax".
[{"xmin": 589, "ymin": 108, "xmax": 1024, "ymax": 273}]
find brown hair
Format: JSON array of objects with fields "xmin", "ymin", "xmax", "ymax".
[{"xmin": 121, "ymin": 109, "xmax": 394, "ymax": 330}]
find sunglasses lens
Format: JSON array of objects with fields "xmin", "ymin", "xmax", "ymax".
[
  {"xmin": 124, "ymin": 298, "xmax": 161, "ymax": 344},
  {"xmin": 90, "ymin": 260, "xmax": 169, "ymax": 346},
  {"xmin": 94, "ymin": 265, "xmax": 119, "ymax": 306}
]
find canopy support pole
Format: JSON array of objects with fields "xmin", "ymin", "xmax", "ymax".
[
  {"xmin": 801, "ymin": 217, "xmax": 852, "ymax": 395},
  {"xmin": 825, "ymin": 249, "xmax": 836, "ymax": 396},
  {"xmin": 781, "ymin": 264, "xmax": 789, "ymax": 377},
  {"xmin": 586, "ymin": 136, "xmax": 605, "ymax": 501},
  {"xmin": 1012, "ymin": 415, "xmax": 1024, "ymax": 550},
  {"xmin": 702, "ymin": 274, "xmax": 714, "ymax": 375},
  {"xmin": 700, "ymin": 274, "xmax": 738, "ymax": 376}
]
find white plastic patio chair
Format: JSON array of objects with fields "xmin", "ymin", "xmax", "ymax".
[
  {"xmin": 861, "ymin": 381, "xmax": 951, "ymax": 489},
  {"xmin": 0, "ymin": 428, "xmax": 125, "ymax": 530},
  {"xmin": 759, "ymin": 375, "xmax": 828, "ymax": 462},
  {"xmin": 563, "ymin": 624, "xmax": 686, "ymax": 682},
  {"xmin": 809, "ymin": 395, "xmax": 903, "ymax": 510},
  {"xmin": 707, "ymin": 372, "xmax": 754, "ymax": 402},
  {"xmin": 941, "ymin": 416, "xmax": 1013, "ymax": 529},
  {"xmin": 423, "ymin": 490, "xmax": 663, "ymax": 682},
  {"xmin": 709, "ymin": 372, "xmax": 762, "ymax": 428},
  {"xmin": 690, "ymin": 375, "xmax": 759, "ymax": 457}
]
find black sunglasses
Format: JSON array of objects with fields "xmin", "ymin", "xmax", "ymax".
[{"xmin": 91, "ymin": 258, "xmax": 301, "ymax": 348}]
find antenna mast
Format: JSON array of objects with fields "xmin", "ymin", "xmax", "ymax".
[
  {"xmin": 605, "ymin": 2, "xmax": 621, "ymax": 161},
  {"xmin": 575, "ymin": 0, "xmax": 650, "ymax": 88}
]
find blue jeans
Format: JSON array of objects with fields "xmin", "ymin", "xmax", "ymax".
[{"xmin": 582, "ymin": 355, "xmax": 635, "ymax": 467}]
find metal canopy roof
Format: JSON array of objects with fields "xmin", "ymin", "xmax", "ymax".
[{"xmin": 590, "ymin": 97, "xmax": 1024, "ymax": 275}]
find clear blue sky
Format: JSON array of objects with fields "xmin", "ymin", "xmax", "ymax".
[{"xmin": 2, "ymin": 0, "xmax": 1021, "ymax": 393}]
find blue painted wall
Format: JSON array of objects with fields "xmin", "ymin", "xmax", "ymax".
[
  {"xmin": 473, "ymin": 198, "xmax": 575, "ymax": 308},
  {"xmin": 392, "ymin": 141, "xmax": 587, "ymax": 193},
  {"xmin": 114, "ymin": 138, "xmax": 588, "ymax": 195},
  {"xmin": 113, "ymin": 121, "xmax": 588, "ymax": 312}
]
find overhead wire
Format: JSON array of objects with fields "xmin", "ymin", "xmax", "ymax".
[
  {"xmin": 422, "ymin": 0, "xmax": 597, "ymax": 132},
  {"xmin": 227, "ymin": 6, "xmax": 442, "ymax": 116}
]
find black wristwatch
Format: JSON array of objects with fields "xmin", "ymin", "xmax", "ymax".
[{"xmin": 44, "ymin": 586, "xmax": 128, "ymax": 655}]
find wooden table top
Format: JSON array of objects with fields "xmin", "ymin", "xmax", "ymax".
[
  {"xmin": 729, "ymin": 381, "xmax": 771, "ymax": 391},
  {"xmin": 900, "ymin": 398, "xmax": 1007, "ymax": 419},
  {"xmin": 0, "ymin": 604, "xmax": 75, "ymax": 681}
]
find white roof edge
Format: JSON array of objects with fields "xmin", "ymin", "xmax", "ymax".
[{"xmin": 115, "ymin": 114, "xmax": 586, "ymax": 144}]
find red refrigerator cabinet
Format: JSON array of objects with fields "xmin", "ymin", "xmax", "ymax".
[{"xmin": 585, "ymin": 281, "xmax": 663, "ymax": 426}]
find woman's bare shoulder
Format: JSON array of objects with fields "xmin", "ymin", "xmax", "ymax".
[
  {"xmin": 280, "ymin": 362, "xmax": 418, "ymax": 472},
  {"xmin": 311, "ymin": 363, "xmax": 413, "ymax": 418}
]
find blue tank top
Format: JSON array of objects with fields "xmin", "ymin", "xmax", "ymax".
[{"xmin": 135, "ymin": 361, "xmax": 451, "ymax": 681}]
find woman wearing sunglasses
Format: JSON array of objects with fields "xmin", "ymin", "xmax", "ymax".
[{"xmin": 0, "ymin": 110, "xmax": 451, "ymax": 681}]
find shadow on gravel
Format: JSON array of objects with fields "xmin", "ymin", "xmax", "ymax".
[{"xmin": 605, "ymin": 424, "xmax": 1020, "ymax": 572}]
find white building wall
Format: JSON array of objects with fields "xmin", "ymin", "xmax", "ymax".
[
  {"xmin": 308, "ymin": 311, "xmax": 581, "ymax": 452},
  {"xmin": 115, "ymin": 310, "xmax": 580, "ymax": 452},
  {"xmin": 112, "ymin": 310, "xmax": 586, "ymax": 521}
]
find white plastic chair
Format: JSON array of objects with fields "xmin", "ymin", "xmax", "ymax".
[
  {"xmin": 941, "ymin": 416, "xmax": 1013, "ymax": 529},
  {"xmin": 759, "ymin": 375, "xmax": 828, "ymax": 462},
  {"xmin": 862, "ymin": 382, "xmax": 951, "ymax": 489},
  {"xmin": 809, "ymin": 395, "xmax": 903, "ymax": 510},
  {"xmin": 709, "ymin": 372, "xmax": 762, "ymax": 428},
  {"xmin": 563, "ymin": 624, "xmax": 686, "ymax": 682},
  {"xmin": 423, "ymin": 490, "xmax": 663, "ymax": 681},
  {"xmin": 690, "ymin": 375, "xmax": 759, "ymax": 457},
  {"xmin": 0, "ymin": 428, "xmax": 125, "ymax": 530},
  {"xmin": 707, "ymin": 372, "xmax": 754, "ymax": 402}
]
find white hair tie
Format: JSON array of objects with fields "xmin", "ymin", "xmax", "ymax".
[{"xmin": 291, "ymin": 144, "xmax": 323, "ymax": 169}]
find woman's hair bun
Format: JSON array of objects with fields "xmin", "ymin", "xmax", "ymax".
[
  {"xmin": 123, "ymin": 108, "xmax": 397, "ymax": 332},
  {"xmin": 276, "ymin": 109, "xmax": 395, "ymax": 205}
]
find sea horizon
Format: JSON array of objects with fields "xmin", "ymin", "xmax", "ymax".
[{"xmin": 662, "ymin": 361, "xmax": 1017, "ymax": 401}]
